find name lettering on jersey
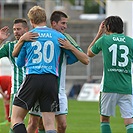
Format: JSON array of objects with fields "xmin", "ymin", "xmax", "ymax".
[
  {"xmin": 113, "ymin": 37, "xmax": 125, "ymax": 42},
  {"xmin": 38, "ymin": 33, "xmax": 52, "ymax": 38}
]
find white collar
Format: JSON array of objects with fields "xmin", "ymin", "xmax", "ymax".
[{"xmin": 36, "ymin": 26, "xmax": 47, "ymax": 28}]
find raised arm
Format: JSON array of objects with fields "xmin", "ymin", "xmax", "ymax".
[
  {"xmin": 87, "ymin": 21, "xmax": 105, "ymax": 57},
  {"xmin": 59, "ymin": 38, "xmax": 89, "ymax": 65},
  {"xmin": 12, "ymin": 32, "xmax": 38, "ymax": 57},
  {"xmin": 0, "ymin": 26, "xmax": 10, "ymax": 44}
]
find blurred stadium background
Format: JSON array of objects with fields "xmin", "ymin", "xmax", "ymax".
[{"xmin": 0, "ymin": 0, "xmax": 133, "ymax": 100}]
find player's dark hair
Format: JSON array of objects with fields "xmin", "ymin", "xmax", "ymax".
[
  {"xmin": 13, "ymin": 18, "xmax": 28, "ymax": 28},
  {"xmin": 104, "ymin": 16, "xmax": 123, "ymax": 33},
  {"xmin": 50, "ymin": 11, "xmax": 68, "ymax": 23}
]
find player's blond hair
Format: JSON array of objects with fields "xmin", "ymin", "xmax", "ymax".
[{"xmin": 27, "ymin": 6, "xmax": 46, "ymax": 24}]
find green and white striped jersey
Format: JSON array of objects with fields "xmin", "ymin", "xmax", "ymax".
[
  {"xmin": 58, "ymin": 33, "xmax": 83, "ymax": 94},
  {"xmin": 64, "ymin": 33, "xmax": 83, "ymax": 52},
  {"xmin": 0, "ymin": 40, "xmax": 26, "ymax": 94},
  {"xmin": 91, "ymin": 33, "xmax": 133, "ymax": 94}
]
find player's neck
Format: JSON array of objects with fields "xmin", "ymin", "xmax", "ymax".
[{"xmin": 33, "ymin": 22, "xmax": 46, "ymax": 28}]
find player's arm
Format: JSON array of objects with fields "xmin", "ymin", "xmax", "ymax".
[
  {"xmin": 60, "ymin": 43, "xmax": 79, "ymax": 64},
  {"xmin": 12, "ymin": 32, "xmax": 38, "ymax": 57},
  {"xmin": 87, "ymin": 21, "xmax": 105, "ymax": 57},
  {"xmin": 59, "ymin": 38, "xmax": 89, "ymax": 65},
  {"xmin": 64, "ymin": 49, "xmax": 78, "ymax": 64},
  {"xmin": 0, "ymin": 26, "xmax": 10, "ymax": 44},
  {"xmin": 16, "ymin": 44, "xmax": 27, "ymax": 67}
]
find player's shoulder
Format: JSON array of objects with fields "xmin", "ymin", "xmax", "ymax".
[
  {"xmin": 49, "ymin": 27, "xmax": 61, "ymax": 34},
  {"xmin": 6, "ymin": 40, "xmax": 17, "ymax": 44},
  {"xmin": 11, "ymin": 40, "xmax": 17, "ymax": 44},
  {"xmin": 64, "ymin": 33, "xmax": 73, "ymax": 38},
  {"xmin": 124, "ymin": 34, "xmax": 133, "ymax": 40},
  {"xmin": 64, "ymin": 33, "xmax": 70, "ymax": 37},
  {"xmin": 50, "ymin": 28, "xmax": 65, "ymax": 37},
  {"xmin": 2, "ymin": 40, "xmax": 17, "ymax": 48},
  {"xmin": 114, "ymin": 33, "xmax": 133, "ymax": 42}
]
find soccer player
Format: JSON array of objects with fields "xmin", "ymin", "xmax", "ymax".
[
  {"xmin": 0, "ymin": 19, "xmax": 29, "ymax": 133},
  {"xmin": 50, "ymin": 11, "xmax": 89, "ymax": 133},
  {"xmin": 87, "ymin": 16, "xmax": 133, "ymax": 133},
  {"xmin": 11, "ymin": 6, "xmax": 79, "ymax": 133},
  {"xmin": 12, "ymin": 11, "xmax": 89, "ymax": 133},
  {"xmin": 0, "ymin": 76, "xmax": 11, "ymax": 122}
]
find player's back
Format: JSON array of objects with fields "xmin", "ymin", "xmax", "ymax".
[
  {"xmin": 18, "ymin": 26, "xmax": 65, "ymax": 76},
  {"xmin": 100, "ymin": 33, "xmax": 133, "ymax": 94}
]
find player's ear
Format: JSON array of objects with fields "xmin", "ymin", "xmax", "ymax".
[{"xmin": 51, "ymin": 21, "xmax": 56, "ymax": 26}]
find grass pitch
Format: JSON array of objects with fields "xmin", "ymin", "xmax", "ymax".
[{"xmin": 0, "ymin": 99, "xmax": 126, "ymax": 133}]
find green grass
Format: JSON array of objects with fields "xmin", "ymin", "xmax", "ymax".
[
  {"xmin": 0, "ymin": 99, "xmax": 126, "ymax": 133},
  {"xmin": 67, "ymin": 100, "xmax": 126, "ymax": 133}
]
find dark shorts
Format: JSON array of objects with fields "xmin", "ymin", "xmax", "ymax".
[{"xmin": 13, "ymin": 74, "xmax": 59, "ymax": 112}]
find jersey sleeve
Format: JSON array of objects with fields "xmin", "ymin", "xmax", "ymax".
[
  {"xmin": 62, "ymin": 48, "xmax": 78, "ymax": 64},
  {"xmin": 63, "ymin": 33, "xmax": 84, "ymax": 64},
  {"xmin": 0, "ymin": 42, "xmax": 10, "ymax": 58},
  {"xmin": 64, "ymin": 33, "xmax": 83, "ymax": 52},
  {"xmin": 91, "ymin": 36, "xmax": 103, "ymax": 55},
  {"xmin": 17, "ymin": 43, "xmax": 26, "ymax": 67}
]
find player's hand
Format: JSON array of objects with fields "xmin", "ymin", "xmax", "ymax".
[
  {"xmin": 97, "ymin": 21, "xmax": 105, "ymax": 35},
  {"xmin": 20, "ymin": 32, "xmax": 38, "ymax": 42},
  {"xmin": 0, "ymin": 26, "xmax": 10, "ymax": 41},
  {"xmin": 58, "ymin": 38, "xmax": 74, "ymax": 50}
]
